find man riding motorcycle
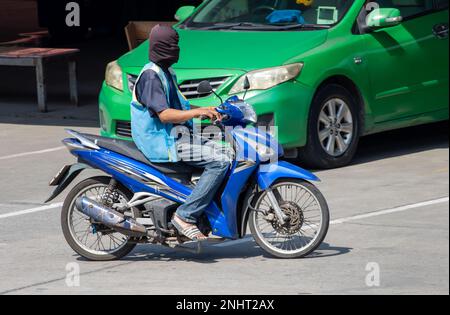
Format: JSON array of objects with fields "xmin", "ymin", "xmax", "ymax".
[
  {"xmin": 50, "ymin": 23, "xmax": 330, "ymax": 260},
  {"xmin": 130, "ymin": 25, "xmax": 232, "ymax": 241}
]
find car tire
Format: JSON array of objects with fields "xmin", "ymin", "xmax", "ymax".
[{"xmin": 299, "ymin": 84, "xmax": 360, "ymax": 169}]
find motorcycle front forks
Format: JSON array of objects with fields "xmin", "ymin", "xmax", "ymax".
[{"xmin": 266, "ymin": 189, "xmax": 289, "ymax": 224}]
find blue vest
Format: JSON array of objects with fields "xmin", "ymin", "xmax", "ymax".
[{"xmin": 131, "ymin": 62, "xmax": 192, "ymax": 163}]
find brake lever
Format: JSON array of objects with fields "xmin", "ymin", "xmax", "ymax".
[{"xmin": 212, "ymin": 118, "xmax": 223, "ymax": 127}]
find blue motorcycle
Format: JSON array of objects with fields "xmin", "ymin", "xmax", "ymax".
[{"xmin": 47, "ymin": 80, "xmax": 329, "ymax": 260}]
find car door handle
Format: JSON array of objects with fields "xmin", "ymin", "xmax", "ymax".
[{"xmin": 433, "ymin": 23, "xmax": 449, "ymax": 39}]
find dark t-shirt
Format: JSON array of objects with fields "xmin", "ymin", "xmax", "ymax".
[{"xmin": 135, "ymin": 69, "xmax": 182, "ymax": 117}]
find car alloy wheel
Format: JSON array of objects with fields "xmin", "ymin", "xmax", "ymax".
[{"xmin": 317, "ymin": 98, "xmax": 354, "ymax": 157}]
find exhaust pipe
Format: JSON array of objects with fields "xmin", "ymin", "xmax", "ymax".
[{"xmin": 75, "ymin": 197, "xmax": 147, "ymax": 238}]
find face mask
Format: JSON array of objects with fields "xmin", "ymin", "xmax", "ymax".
[{"xmin": 149, "ymin": 25, "xmax": 180, "ymax": 69}]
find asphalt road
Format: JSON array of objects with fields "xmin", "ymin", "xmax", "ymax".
[{"xmin": 0, "ymin": 118, "xmax": 448, "ymax": 295}]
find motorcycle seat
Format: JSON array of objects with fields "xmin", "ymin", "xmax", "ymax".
[{"xmin": 81, "ymin": 134, "xmax": 197, "ymax": 176}]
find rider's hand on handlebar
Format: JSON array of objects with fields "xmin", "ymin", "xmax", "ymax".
[{"xmin": 193, "ymin": 107, "xmax": 222, "ymax": 122}]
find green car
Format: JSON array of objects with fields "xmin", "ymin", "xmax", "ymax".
[{"xmin": 99, "ymin": 0, "xmax": 449, "ymax": 168}]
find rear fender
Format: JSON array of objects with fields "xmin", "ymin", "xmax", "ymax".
[{"xmin": 45, "ymin": 163, "xmax": 91, "ymax": 203}]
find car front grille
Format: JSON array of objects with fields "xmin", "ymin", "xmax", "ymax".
[
  {"xmin": 179, "ymin": 77, "xmax": 229, "ymax": 99},
  {"xmin": 115, "ymin": 120, "xmax": 132, "ymax": 138},
  {"xmin": 127, "ymin": 74, "xmax": 229, "ymax": 100}
]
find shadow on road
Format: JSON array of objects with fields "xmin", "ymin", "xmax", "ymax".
[
  {"xmin": 352, "ymin": 121, "xmax": 448, "ymax": 166},
  {"xmin": 307, "ymin": 242, "xmax": 353, "ymax": 259},
  {"xmin": 0, "ymin": 115, "xmax": 100, "ymax": 128},
  {"xmin": 288, "ymin": 121, "xmax": 448, "ymax": 170},
  {"xmin": 74, "ymin": 241, "xmax": 352, "ymax": 263}
]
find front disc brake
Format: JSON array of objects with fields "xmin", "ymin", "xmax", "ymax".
[{"xmin": 270, "ymin": 202, "xmax": 304, "ymax": 235}]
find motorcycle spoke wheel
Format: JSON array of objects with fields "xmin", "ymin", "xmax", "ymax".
[
  {"xmin": 68, "ymin": 184, "xmax": 131, "ymax": 256},
  {"xmin": 251, "ymin": 181, "xmax": 329, "ymax": 258}
]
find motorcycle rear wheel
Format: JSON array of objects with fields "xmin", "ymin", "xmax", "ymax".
[
  {"xmin": 61, "ymin": 177, "xmax": 139, "ymax": 261},
  {"xmin": 249, "ymin": 179, "xmax": 329, "ymax": 259}
]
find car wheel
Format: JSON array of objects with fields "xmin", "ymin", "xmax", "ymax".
[{"xmin": 299, "ymin": 84, "xmax": 360, "ymax": 169}]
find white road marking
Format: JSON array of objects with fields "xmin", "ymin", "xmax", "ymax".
[
  {"xmin": 330, "ymin": 197, "xmax": 449, "ymax": 225},
  {"xmin": 0, "ymin": 146, "xmax": 65, "ymax": 161},
  {"xmin": 214, "ymin": 197, "xmax": 450, "ymax": 248},
  {"xmin": 0, "ymin": 203, "xmax": 63, "ymax": 220}
]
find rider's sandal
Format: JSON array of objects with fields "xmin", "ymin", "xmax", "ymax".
[{"xmin": 171, "ymin": 217, "xmax": 207, "ymax": 242}]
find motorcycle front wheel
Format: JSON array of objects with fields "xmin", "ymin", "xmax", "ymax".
[{"xmin": 249, "ymin": 179, "xmax": 330, "ymax": 259}]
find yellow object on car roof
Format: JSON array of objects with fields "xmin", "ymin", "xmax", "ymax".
[{"xmin": 296, "ymin": 0, "xmax": 314, "ymax": 6}]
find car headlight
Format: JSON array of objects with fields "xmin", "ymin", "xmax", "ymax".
[
  {"xmin": 105, "ymin": 60, "xmax": 124, "ymax": 91},
  {"xmin": 229, "ymin": 63, "xmax": 303, "ymax": 95}
]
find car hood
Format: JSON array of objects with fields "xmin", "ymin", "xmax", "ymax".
[{"xmin": 119, "ymin": 28, "xmax": 328, "ymax": 71}]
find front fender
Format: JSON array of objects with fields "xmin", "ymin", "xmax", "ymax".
[{"xmin": 257, "ymin": 161, "xmax": 319, "ymax": 190}]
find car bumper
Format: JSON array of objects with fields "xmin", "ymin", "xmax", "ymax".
[
  {"xmin": 99, "ymin": 82, "xmax": 133, "ymax": 140},
  {"xmin": 99, "ymin": 80, "xmax": 314, "ymax": 148}
]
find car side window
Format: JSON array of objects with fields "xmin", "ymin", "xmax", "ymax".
[
  {"xmin": 374, "ymin": 0, "xmax": 435, "ymax": 19},
  {"xmin": 435, "ymin": 0, "xmax": 449, "ymax": 10}
]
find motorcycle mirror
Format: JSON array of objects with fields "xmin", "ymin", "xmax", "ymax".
[
  {"xmin": 197, "ymin": 80, "xmax": 224, "ymax": 104},
  {"xmin": 243, "ymin": 76, "xmax": 251, "ymax": 100},
  {"xmin": 197, "ymin": 80, "xmax": 214, "ymax": 95},
  {"xmin": 243, "ymin": 76, "xmax": 251, "ymax": 91}
]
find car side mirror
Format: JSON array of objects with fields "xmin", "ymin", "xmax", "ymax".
[
  {"xmin": 197, "ymin": 80, "xmax": 213, "ymax": 95},
  {"xmin": 366, "ymin": 8, "xmax": 403, "ymax": 30},
  {"xmin": 175, "ymin": 6, "xmax": 196, "ymax": 22}
]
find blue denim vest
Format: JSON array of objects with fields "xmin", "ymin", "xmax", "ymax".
[{"xmin": 131, "ymin": 62, "xmax": 192, "ymax": 163}]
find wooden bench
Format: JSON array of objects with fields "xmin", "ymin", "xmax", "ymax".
[
  {"xmin": 0, "ymin": 47, "xmax": 80, "ymax": 112},
  {"xmin": 0, "ymin": 31, "xmax": 49, "ymax": 47}
]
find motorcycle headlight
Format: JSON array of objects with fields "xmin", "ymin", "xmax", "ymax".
[
  {"xmin": 229, "ymin": 63, "xmax": 303, "ymax": 95},
  {"xmin": 236, "ymin": 102, "xmax": 257, "ymax": 124},
  {"xmin": 245, "ymin": 109, "xmax": 258, "ymax": 125},
  {"xmin": 105, "ymin": 60, "xmax": 124, "ymax": 92}
]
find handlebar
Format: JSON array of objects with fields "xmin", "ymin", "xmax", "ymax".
[
  {"xmin": 198, "ymin": 106, "xmax": 229, "ymax": 126},
  {"xmin": 196, "ymin": 98, "xmax": 256, "ymax": 127}
]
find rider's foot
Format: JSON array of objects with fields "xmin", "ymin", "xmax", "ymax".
[{"xmin": 171, "ymin": 214, "xmax": 207, "ymax": 241}]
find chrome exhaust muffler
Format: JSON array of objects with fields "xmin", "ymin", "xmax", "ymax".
[{"xmin": 75, "ymin": 197, "xmax": 147, "ymax": 237}]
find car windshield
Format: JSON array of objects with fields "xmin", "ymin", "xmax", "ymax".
[{"xmin": 182, "ymin": 0, "xmax": 355, "ymax": 30}]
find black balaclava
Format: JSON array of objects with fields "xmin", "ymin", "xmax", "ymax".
[{"xmin": 149, "ymin": 25, "xmax": 180, "ymax": 69}]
